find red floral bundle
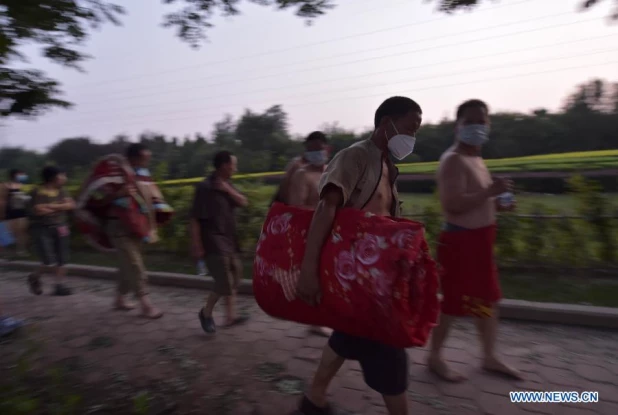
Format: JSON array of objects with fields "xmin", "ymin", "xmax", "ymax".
[{"xmin": 253, "ymin": 202, "xmax": 439, "ymax": 348}]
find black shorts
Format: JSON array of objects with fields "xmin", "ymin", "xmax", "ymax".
[{"xmin": 328, "ymin": 331, "xmax": 408, "ymax": 396}]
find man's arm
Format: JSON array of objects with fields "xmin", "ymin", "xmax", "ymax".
[
  {"xmin": 31, "ymin": 191, "xmax": 54, "ymax": 216},
  {"xmin": 277, "ymin": 157, "xmax": 301, "ymax": 204},
  {"xmin": 51, "ymin": 193, "xmax": 76, "ymax": 211},
  {"xmin": 287, "ymin": 169, "xmax": 310, "ymax": 208},
  {"xmin": 215, "ymin": 180, "xmax": 248, "ymax": 207},
  {"xmin": 296, "ymin": 147, "xmax": 364, "ymax": 305}
]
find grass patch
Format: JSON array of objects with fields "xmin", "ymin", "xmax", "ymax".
[{"xmin": 501, "ymin": 272, "xmax": 618, "ymax": 308}]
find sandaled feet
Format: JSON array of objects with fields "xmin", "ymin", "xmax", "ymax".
[
  {"xmin": 483, "ymin": 356, "xmax": 524, "ymax": 380},
  {"xmin": 53, "ymin": 284, "xmax": 73, "ymax": 296},
  {"xmin": 27, "ymin": 273, "xmax": 43, "ymax": 296},
  {"xmin": 298, "ymin": 395, "xmax": 334, "ymax": 415},
  {"xmin": 428, "ymin": 356, "xmax": 467, "ymax": 382},
  {"xmin": 308, "ymin": 326, "xmax": 332, "ymax": 337},
  {"xmin": 198, "ymin": 309, "xmax": 216, "ymax": 334}
]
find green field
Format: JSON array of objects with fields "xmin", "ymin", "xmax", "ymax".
[
  {"xmin": 399, "ymin": 193, "xmax": 618, "ymax": 215},
  {"xmin": 160, "ymin": 149, "xmax": 618, "ymax": 186},
  {"xmin": 236, "ymin": 184, "xmax": 618, "ymax": 215}
]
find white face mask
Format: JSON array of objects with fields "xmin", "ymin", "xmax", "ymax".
[
  {"xmin": 458, "ymin": 124, "xmax": 489, "ymax": 146},
  {"xmin": 386, "ymin": 120, "xmax": 416, "ymax": 160},
  {"xmin": 304, "ymin": 150, "xmax": 327, "ymax": 166}
]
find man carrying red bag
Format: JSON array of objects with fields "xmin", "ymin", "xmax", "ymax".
[{"xmin": 296, "ymin": 97, "xmax": 426, "ymax": 415}]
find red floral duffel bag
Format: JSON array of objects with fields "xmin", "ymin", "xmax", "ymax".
[{"xmin": 253, "ymin": 202, "xmax": 439, "ymax": 348}]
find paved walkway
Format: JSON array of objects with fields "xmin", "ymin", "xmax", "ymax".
[{"xmin": 1, "ymin": 270, "xmax": 617, "ymax": 415}]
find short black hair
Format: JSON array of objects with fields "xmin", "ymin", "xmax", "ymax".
[
  {"xmin": 305, "ymin": 131, "xmax": 327, "ymax": 144},
  {"xmin": 41, "ymin": 166, "xmax": 64, "ymax": 184},
  {"xmin": 374, "ymin": 96, "xmax": 422, "ymax": 128},
  {"xmin": 9, "ymin": 169, "xmax": 22, "ymax": 180},
  {"xmin": 126, "ymin": 143, "xmax": 149, "ymax": 160},
  {"xmin": 213, "ymin": 150, "xmax": 233, "ymax": 170},
  {"xmin": 456, "ymin": 99, "xmax": 489, "ymax": 121}
]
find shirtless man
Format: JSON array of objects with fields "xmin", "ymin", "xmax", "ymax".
[
  {"xmin": 428, "ymin": 99, "xmax": 522, "ymax": 382},
  {"xmin": 280, "ymin": 131, "xmax": 332, "ymax": 337},
  {"xmin": 274, "ymin": 131, "xmax": 329, "ymax": 205},
  {"xmin": 296, "ymin": 96, "xmax": 421, "ymax": 415}
]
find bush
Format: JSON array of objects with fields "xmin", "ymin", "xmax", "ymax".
[{"xmin": 69, "ymin": 175, "xmax": 617, "ymax": 269}]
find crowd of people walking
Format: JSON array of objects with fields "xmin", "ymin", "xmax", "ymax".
[{"xmin": 0, "ymin": 95, "xmax": 521, "ymax": 415}]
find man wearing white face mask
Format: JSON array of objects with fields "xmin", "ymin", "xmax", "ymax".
[
  {"xmin": 272, "ymin": 131, "xmax": 330, "ymax": 206},
  {"xmin": 296, "ymin": 96, "xmax": 422, "ymax": 415},
  {"xmin": 429, "ymin": 99, "xmax": 522, "ymax": 382}
]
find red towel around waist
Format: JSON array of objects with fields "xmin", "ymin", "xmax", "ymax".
[
  {"xmin": 253, "ymin": 202, "xmax": 439, "ymax": 348},
  {"xmin": 437, "ymin": 224, "xmax": 501, "ymax": 317}
]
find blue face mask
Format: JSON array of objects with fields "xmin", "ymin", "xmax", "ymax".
[
  {"xmin": 458, "ymin": 124, "xmax": 489, "ymax": 146},
  {"xmin": 16, "ymin": 174, "xmax": 28, "ymax": 184},
  {"xmin": 305, "ymin": 150, "xmax": 327, "ymax": 166},
  {"xmin": 135, "ymin": 168, "xmax": 151, "ymax": 177}
]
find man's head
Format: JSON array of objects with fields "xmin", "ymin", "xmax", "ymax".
[
  {"xmin": 455, "ymin": 99, "xmax": 490, "ymax": 148},
  {"xmin": 9, "ymin": 169, "xmax": 28, "ymax": 183},
  {"xmin": 41, "ymin": 166, "xmax": 67, "ymax": 188},
  {"xmin": 303, "ymin": 131, "xmax": 329, "ymax": 166},
  {"xmin": 373, "ymin": 96, "xmax": 423, "ymax": 160},
  {"xmin": 213, "ymin": 150, "xmax": 237, "ymax": 179},
  {"xmin": 126, "ymin": 143, "xmax": 152, "ymax": 168}
]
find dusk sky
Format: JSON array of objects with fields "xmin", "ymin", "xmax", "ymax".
[{"xmin": 4, "ymin": 0, "xmax": 618, "ymax": 150}]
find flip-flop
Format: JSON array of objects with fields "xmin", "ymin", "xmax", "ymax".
[{"xmin": 298, "ymin": 396, "xmax": 334, "ymax": 415}]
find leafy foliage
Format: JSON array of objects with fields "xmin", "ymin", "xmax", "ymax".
[
  {"xmin": 434, "ymin": 0, "xmax": 618, "ymax": 20},
  {"xmin": 1, "ymin": 0, "xmax": 614, "ymax": 118}
]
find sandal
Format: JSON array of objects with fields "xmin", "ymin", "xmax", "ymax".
[
  {"xmin": 298, "ymin": 396, "xmax": 334, "ymax": 415},
  {"xmin": 27, "ymin": 274, "xmax": 43, "ymax": 296}
]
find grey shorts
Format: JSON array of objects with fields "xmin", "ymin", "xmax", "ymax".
[
  {"xmin": 205, "ymin": 254, "xmax": 242, "ymax": 296},
  {"xmin": 32, "ymin": 225, "xmax": 70, "ymax": 266}
]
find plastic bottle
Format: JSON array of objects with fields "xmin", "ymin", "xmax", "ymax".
[
  {"xmin": 197, "ymin": 259, "xmax": 207, "ymax": 276},
  {"xmin": 498, "ymin": 192, "xmax": 515, "ymax": 208}
]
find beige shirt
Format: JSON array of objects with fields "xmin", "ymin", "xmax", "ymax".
[{"xmin": 318, "ymin": 140, "xmax": 401, "ymax": 217}]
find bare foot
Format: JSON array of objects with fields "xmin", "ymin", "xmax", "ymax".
[
  {"xmin": 483, "ymin": 356, "xmax": 524, "ymax": 380},
  {"xmin": 309, "ymin": 326, "xmax": 332, "ymax": 337},
  {"xmin": 114, "ymin": 295, "xmax": 136, "ymax": 311},
  {"xmin": 428, "ymin": 356, "xmax": 467, "ymax": 382},
  {"xmin": 140, "ymin": 306, "xmax": 163, "ymax": 319},
  {"xmin": 114, "ymin": 302, "xmax": 136, "ymax": 311}
]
